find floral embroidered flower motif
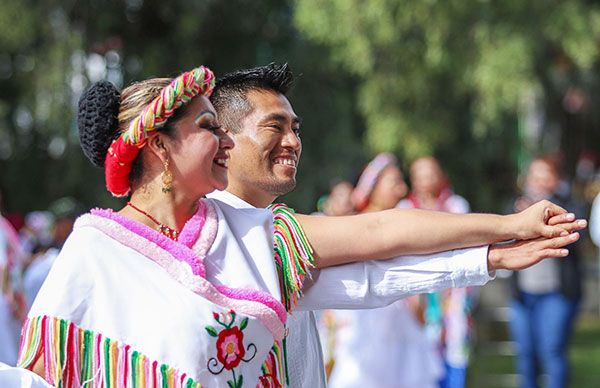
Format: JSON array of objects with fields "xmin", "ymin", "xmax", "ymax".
[
  {"xmin": 216, "ymin": 326, "xmax": 246, "ymax": 369},
  {"xmin": 206, "ymin": 310, "xmax": 256, "ymax": 388}
]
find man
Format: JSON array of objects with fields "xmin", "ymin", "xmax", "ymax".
[{"xmin": 208, "ymin": 63, "xmax": 584, "ymax": 387}]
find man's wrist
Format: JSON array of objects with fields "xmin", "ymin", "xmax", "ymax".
[{"xmin": 487, "ymin": 244, "xmax": 499, "ymax": 273}]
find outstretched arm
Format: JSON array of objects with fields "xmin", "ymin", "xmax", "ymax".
[
  {"xmin": 296, "ymin": 200, "xmax": 586, "ymax": 268},
  {"xmin": 298, "ymin": 232, "xmax": 581, "ymax": 310}
]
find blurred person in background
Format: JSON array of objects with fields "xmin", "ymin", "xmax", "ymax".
[
  {"xmin": 314, "ymin": 179, "xmax": 357, "ymax": 377},
  {"xmin": 0, "ymin": 189, "xmax": 26, "ymax": 365},
  {"xmin": 22, "ymin": 198, "xmax": 82, "ymax": 308},
  {"xmin": 317, "ymin": 179, "xmax": 356, "ymax": 217},
  {"xmin": 19, "ymin": 211, "xmax": 54, "ymax": 263},
  {"xmin": 508, "ymin": 155, "xmax": 585, "ymax": 388},
  {"xmin": 398, "ymin": 156, "xmax": 475, "ymax": 388},
  {"xmin": 327, "ymin": 153, "xmax": 444, "ymax": 388}
]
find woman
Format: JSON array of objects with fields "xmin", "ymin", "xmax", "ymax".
[
  {"xmin": 508, "ymin": 156, "xmax": 584, "ymax": 388},
  {"xmin": 19, "ymin": 67, "xmax": 285, "ymax": 387},
  {"xmin": 398, "ymin": 156, "xmax": 475, "ymax": 388},
  {"xmin": 15, "ymin": 66, "xmax": 582, "ymax": 388},
  {"xmin": 328, "ymin": 153, "xmax": 442, "ymax": 388}
]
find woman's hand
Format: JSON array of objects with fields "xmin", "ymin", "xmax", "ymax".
[{"xmin": 506, "ymin": 200, "xmax": 587, "ymax": 240}]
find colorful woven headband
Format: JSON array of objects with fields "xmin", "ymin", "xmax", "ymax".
[
  {"xmin": 105, "ymin": 66, "xmax": 216, "ymax": 197},
  {"xmin": 351, "ymin": 152, "xmax": 397, "ymax": 210}
]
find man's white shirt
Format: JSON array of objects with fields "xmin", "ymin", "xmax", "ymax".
[{"xmin": 206, "ymin": 190, "xmax": 492, "ymax": 387}]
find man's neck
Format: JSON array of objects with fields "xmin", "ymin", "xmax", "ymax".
[{"xmin": 225, "ymin": 186, "xmax": 276, "ymax": 209}]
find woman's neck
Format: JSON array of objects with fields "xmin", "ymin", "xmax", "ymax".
[
  {"xmin": 413, "ymin": 192, "xmax": 441, "ymax": 210},
  {"xmin": 119, "ymin": 188, "xmax": 199, "ymax": 233}
]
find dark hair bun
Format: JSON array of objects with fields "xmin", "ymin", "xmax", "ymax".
[{"xmin": 77, "ymin": 81, "xmax": 121, "ymax": 168}]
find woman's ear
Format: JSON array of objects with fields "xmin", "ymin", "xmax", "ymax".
[{"xmin": 146, "ymin": 133, "xmax": 170, "ymax": 164}]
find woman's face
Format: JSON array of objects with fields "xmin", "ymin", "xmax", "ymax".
[
  {"xmin": 165, "ymin": 95, "xmax": 234, "ymax": 198},
  {"xmin": 525, "ymin": 159, "xmax": 559, "ymax": 198},
  {"xmin": 410, "ymin": 158, "xmax": 444, "ymax": 197},
  {"xmin": 370, "ymin": 165, "xmax": 408, "ymax": 209}
]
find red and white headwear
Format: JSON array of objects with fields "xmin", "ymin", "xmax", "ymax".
[
  {"xmin": 105, "ymin": 66, "xmax": 215, "ymax": 197},
  {"xmin": 351, "ymin": 153, "xmax": 397, "ymax": 211}
]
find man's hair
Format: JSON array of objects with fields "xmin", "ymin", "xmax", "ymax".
[{"xmin": 210, "ymin": 63, "xmax": 294, "ymax": 133}]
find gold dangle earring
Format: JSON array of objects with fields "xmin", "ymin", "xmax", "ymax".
[{"xmin": 162, "ymin": 158, "xmax": 173, "ymax": 193}]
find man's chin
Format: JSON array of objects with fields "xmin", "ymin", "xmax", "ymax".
[{"xmin": 268, "ymin": 179, "xmax": 297, "ymax": 197}]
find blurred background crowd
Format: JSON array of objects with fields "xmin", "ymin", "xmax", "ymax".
[{"xmin": 2, "ymin": 0, "xmax": 600, "ymax": 387}]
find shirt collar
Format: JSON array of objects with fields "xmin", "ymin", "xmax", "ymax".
[{"xmin": 207, "ymin": 190, "xmax": 257, "ymax": 209}]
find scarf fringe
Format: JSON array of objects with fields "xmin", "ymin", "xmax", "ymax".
[
  {"xmin": 269, "ymin": 204, "xmax": 315, "ymax": 312},
  {"xmin": 18, "ymin": 315, "xmax": 202, "ymax": 388}
]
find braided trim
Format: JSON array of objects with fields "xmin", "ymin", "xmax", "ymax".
[
  {"xmin": 269, "ymin": 203, "xmax": 315, "ymax": 312},
  {"xmin": 104, "ymin": 66, "xmax": 215, "ymax": 197},
  {"xmin": 122, "ymin": 66, "xmax": 215, "ymax": 146}
]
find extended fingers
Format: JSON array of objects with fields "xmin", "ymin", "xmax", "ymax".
[
  {"xmin": 542, "ymin": 220, "xmax": 587, "ymax": 238},
  {"xmin": 541, "ymin": 201, "xmax": 568, "ymax": 221},
  {"xmin": 547, "ymin": 213, "xmax": 575, "ymax": 226},
  {"xmin": 540, "ymin": 232, "xmax": 580, "ymax": 249}
]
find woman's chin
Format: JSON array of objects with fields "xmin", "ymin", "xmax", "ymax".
[{"xmin": 212, "ymin": 177, "xmax": 228, "ymax": 192}]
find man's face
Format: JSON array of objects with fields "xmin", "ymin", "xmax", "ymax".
[{"xmin": 226, "ymin": 89, "xmax": 302, "ymax": 205}]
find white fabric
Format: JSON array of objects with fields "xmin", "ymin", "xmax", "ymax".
[
  {"xmin": 0, "ymin": 363, "xmax": 52, "ymax": 388},
  {"xmin": 0, "ymin": 229, "xmax": 19, "ymax": 366},
  {"xmin": 327, "ymin": 302, "xmax": 443, "ymax": 388},
  {"xmin": 208, "ymin": 190, "xmax": 492, "ymax": 388},
  {"xmin": 22, "ymin": 248, "xmax": 58, "ymax": 309},
  {"xmin": 26, "ymin": 205, "xmax": 280, "ymax": 386},
  {"xmin": 0, "ymin": 294, "xmax": 19, "ymax": 365},
  {"xmin": 204, "ymin": 195, "xmax": 281, "ymax": 301},
  {"xmin": 590, "ymin": 192, "xmax": 600, "ymax": 249}
]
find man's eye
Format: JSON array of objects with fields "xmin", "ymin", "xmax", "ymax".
[{"xmin": 293, "ymin": 128, "xmax": 301, "ymax": 138}]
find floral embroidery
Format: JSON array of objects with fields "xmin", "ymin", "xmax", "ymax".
[{"xmin": 206, "ymin": 310, "xmax": 256, "ymax": 388}]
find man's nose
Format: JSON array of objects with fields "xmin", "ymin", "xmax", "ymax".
[{"xmin": 282, "ymin": 129, "xmax": 301, "ymax": 151}]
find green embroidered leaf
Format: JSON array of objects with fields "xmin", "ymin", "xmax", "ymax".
[
  {"xmin": 239, "ymin": 317, "xmax": 249, "ymax": 331},
  {"xmin": 227, "ymin": 380, "xmax": 235, "ymax": 388},
  {"xmin": 237, "ymin": 374, "xmax": 243, "ymax": 387},
  {"xmin": 205, "ymin": 326, "xmax": 218, "ymax": 337}
]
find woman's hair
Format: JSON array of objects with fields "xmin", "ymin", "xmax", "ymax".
[
  {"xmin": 78, "ymin": 66, "xmax": 215, "ymax": 197},
  {"xmin": 78, "ymin": 78, "xmax": 183, "ymax": 168},
  {"xmin": 77, "ymin": 78, "xmax": 194, "ymax": 188}
]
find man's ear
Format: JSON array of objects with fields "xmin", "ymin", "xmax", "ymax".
[{"xmin": 146, "ymin": 134, "xmax": 170, "ymax": 164}]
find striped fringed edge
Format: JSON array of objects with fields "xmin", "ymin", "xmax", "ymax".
[
  {"xmin": 269, "ymin": 204, "xmax": 315, "ymax": 312},
  {"xmin": 257, "ymin": 340, "xmax": 286, "ymax": 388},
  {"xmin": 18, "ymin": 315, "xmax": 202, "ymax": 388}
]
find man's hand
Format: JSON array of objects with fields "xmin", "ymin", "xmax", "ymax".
[
  {"xmin": 487, "ymin": 232, "xmax": 580, "ymax": 272},
  {"xmin": 506, "ymin": 200, "xmax": 587, "ymax": 240}
]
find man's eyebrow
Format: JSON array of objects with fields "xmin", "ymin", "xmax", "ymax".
[{"xmin": 259, "ymin": 113, "xmax": 301, "ymax": 125}]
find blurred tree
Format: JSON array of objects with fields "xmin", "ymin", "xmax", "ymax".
[
  {"xmin": 295, "ymin": 0, "xmax": 600, "ymax": 210},
  {"xmin": 3, "ymin": 0, "xmax": 598, "ymax": 215},
  {"xmin": 0, "ymin": 0, "xmax": 365, "ymax": 213}
]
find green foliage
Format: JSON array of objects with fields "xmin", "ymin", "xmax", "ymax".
[
  {"xmin": 295, "ymin": 0, "xmax": 600, "ymax": 209},
  {"xmin": 1, "ymin": 0, "xmax": 600, "ymax": 214}
]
